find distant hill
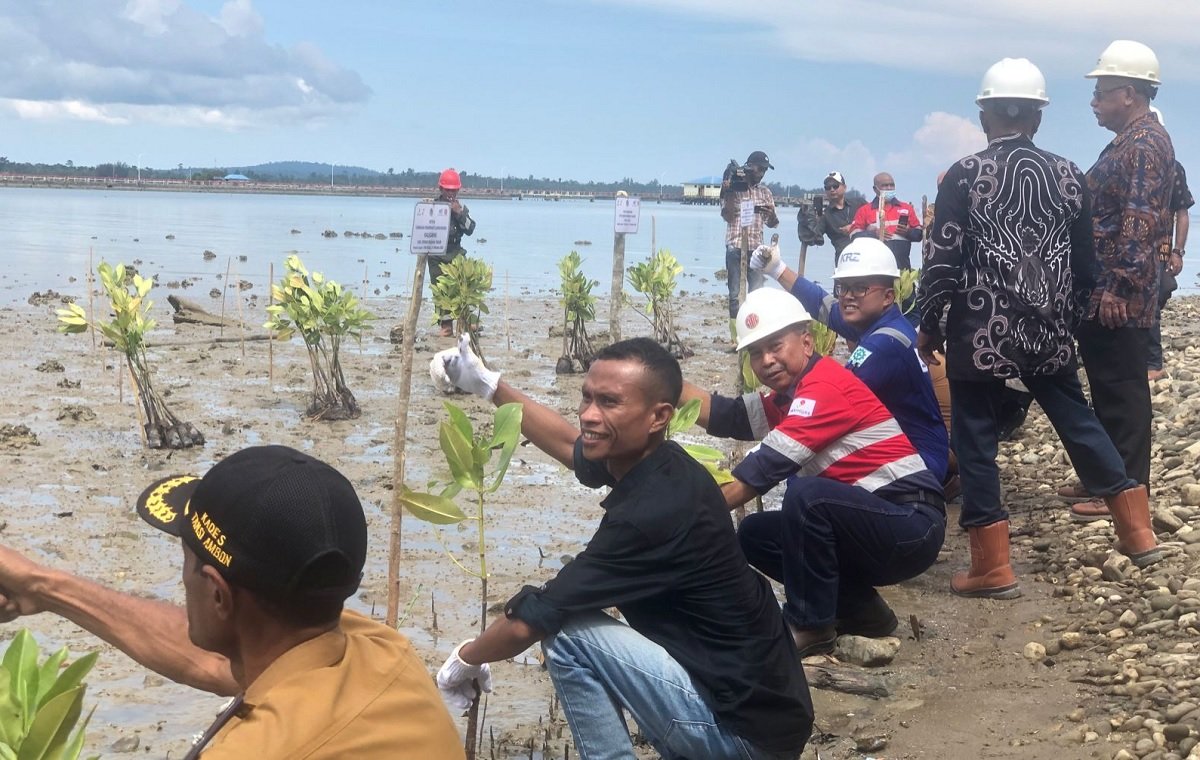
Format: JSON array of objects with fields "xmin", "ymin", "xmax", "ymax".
[{"xmin": 222, "ymin": 161, "xmax": 384, "ymax": 181}]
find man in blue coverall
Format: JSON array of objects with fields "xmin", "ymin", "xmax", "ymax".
[{"xmin": 751, "ymin": 237, "xmax": 949, "ymax": 484}]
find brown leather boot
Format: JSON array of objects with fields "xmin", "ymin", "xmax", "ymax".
[
  {"xmin": 1070, "ymin": 500, "xmax": 1110, "ymax": 523},
  {"xmin": 951, "ymin": 521, "xmax": 1021, "ymax": 599},
  {"xmin": 1105, "ymin": 486, "xmax": 1163, "ymax": 568}
]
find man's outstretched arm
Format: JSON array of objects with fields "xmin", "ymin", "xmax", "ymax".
[{"xmin": 0, "ymin": 544, "xmax": 239, "ymax": 695}]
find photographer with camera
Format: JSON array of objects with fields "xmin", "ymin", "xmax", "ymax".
[
  {"xmin": 798, "ymin": 171, "xmax": 863, "ymax": 265},
  {"xmin": 721, "ymin": 151, "xmax": 779, "ymax": 323}
]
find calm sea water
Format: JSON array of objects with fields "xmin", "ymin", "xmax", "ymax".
[{"xmin": 0, "ymin": 186, "xmax": 1194, "ymax": 308}]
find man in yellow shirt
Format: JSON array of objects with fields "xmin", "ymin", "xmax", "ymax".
[{"xmin": 0, "ymin": 445, "xmax": 463, "ymax": 759}]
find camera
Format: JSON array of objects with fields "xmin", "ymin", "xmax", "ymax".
[{"xmin": 720, "ymin": 159, "xmax": 749, "ymax": 199}]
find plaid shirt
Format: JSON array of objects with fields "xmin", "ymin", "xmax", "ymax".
[
  {"xmin": 723, "ymin": 184, "xmax": 775, "ymax": 248},
  {"xmin": 1085, "ymin": 112, "xmax": 1177, "ymax": 327}
]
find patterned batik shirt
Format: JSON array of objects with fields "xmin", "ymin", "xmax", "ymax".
[
  {"xmin": 723, "ymin": 184, "xmax": 776, "ymax": 249},
  {"xmin": 1085, "ymin": 111, "xmax": 1176, "ymax": 327},
  {"xmin": 918, "ymin": 134, "xmax": 1096, "ymax": 381}
]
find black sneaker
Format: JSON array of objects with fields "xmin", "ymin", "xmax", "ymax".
[{"xmin": 835, "ymin": 595, "xmax": 899, "ymax": 638}]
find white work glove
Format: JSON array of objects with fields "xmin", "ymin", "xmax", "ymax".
[
  {"xmin": 749, "ymin": 242, "xmax": 786, "ymax": 279},
  {"xmin": 431, "ymin": 334, "xmax": 500, "ymax": 401},
  {"xmin": 437, "ymin": 639, "xmax": 494, "ymax": 713}
]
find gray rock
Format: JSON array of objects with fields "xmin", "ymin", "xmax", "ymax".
[
  {"xmin": 834, "ymin": 635, "xmax": 901, "ymax": 667},
  {"xmin": 109, "ymin": 736, "xmax": 140, "ymax": 753}
]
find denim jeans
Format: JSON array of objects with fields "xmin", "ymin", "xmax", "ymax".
[
  {"xmin": 725, "ymin": 245, "xmax": 765, "ymax": 318},
  {"xmin": 737, "ymin": 478, "xmax": 944, "ymax": 628},
  {"xmin": 950, "ymin": 373, "xmax": 1137, "ymax": 528},
  {"xmin": 542, "ymin": 612, "xmax": 796, "ymax": 760},
  {"xmin": 1076, "ymin": 322, "xmax": 1152, "ymax": 486}
]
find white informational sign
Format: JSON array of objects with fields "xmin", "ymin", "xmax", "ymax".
[
  {"xmin": 410, "ymin": 201, "xmax": 452, "ymax": 255},
  {"xmin": 614, "ymin": 196, "xmax": 641, "ymax": 234},
  {"xmin": 739, "ymin": 199, "xmax": 755, "ymax": 228}
]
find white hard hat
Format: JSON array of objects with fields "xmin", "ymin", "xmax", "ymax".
[
  {"xmin": 735, "ymin": 288, "xmax": 811, "ymax": 351},
  {"xmin": 1085, "ymin": 40, "xmax": 1160, "ymax": 84},
  {"xmin": 1150, "ymin": 106, "xmax": 1164, "ymax": 126},
  {"xmin": 976, "ymin": 58, "xmax": 1049, "ymax": 108},
  {"xmin": 833, "ymin": 238, "xmax": 901, "ymax": 280}
]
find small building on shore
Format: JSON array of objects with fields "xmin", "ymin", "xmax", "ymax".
[
  {"xmin": 222, "ymin": 173, "xmax": 251, "ymax": 182},
  {"xmin": 681, "ymin": 176, "xmax": 722, "ymax": 204}
]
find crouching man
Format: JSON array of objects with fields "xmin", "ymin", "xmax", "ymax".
[
  {"xmin": 431, "ymin": 336, "xmax": 812, "ymax": 759},
  {"xmin": 680, "ymin": 289, "xmax": 946, "ymax": 656}
]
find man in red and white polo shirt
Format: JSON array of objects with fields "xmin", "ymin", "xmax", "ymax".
[{"xmin": 681, "ymin": 288, "xmax": 946, "ymax": 657}]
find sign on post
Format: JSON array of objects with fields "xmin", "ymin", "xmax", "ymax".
[
  {"xmin": 614, "ymin": 196, "xmax": 641, "ymax": 234},
  {"xmin": 410, "ymin": 201, "xmax": 452, "ymax": 255},
  {"xmin": 739, "ymin": 199, "xmax": 755, "ymax": 228}
]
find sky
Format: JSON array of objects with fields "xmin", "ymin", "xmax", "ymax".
[{"xmin": 1, "ymin": 0, "xmax": 1198, "ymax": 201}]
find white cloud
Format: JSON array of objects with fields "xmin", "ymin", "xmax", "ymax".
[
  {"xmin": 0, "ymin": 0, "xmax": 369, "ymax": 128},
  {"xmin": 885, "ymin": 112, "xmax": 986, "ymax": 171}
]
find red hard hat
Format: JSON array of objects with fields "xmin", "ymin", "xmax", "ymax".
[{"xmin": 438, "ymin": 168, "xmax": 462, "ymax": 190}]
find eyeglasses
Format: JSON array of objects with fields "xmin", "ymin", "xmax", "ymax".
[
  {"xmin": 823, "ymin": 184, "xmax": 840, "ymax": 190},
  {"xmin": 833, "ymin": 283, "xmax": 887, "ymax": 299},
  {"xmin": 1092, "ymin": 84, "xmax": 1130, "ymax": 100}
]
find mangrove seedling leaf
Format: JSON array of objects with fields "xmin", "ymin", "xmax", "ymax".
[
  {"xmin": 487, "ymin": 403, "xmax": 524, "ymax": 492},
  {"xmin": 15, "ymin": 686, "xmax": 83, "ymax": 760},
  {"xmin": 440, "ymin": 422, "xmax": 482, "ymax": 490},
  {"xmin": 668, "ymin": 399, "xmax": 701, "ymax": 437},
  {"xmin": 399, "ymin": 487, "xmax": 468, "ymax": 525},
  {"xmin": 60, "ymin": 704, "xmax": 95, "ymax": 760},
  {"xmin": 681, "ymin": 442, "xmax": 726, "ymax": 464},
  {"xmin": 37, "ymin": 653, "xmax": 96, "ymax": 712},
  {"xmin": 2, "ymin": 631, "xmax": 37, "ymax": 730},
  {"xmin": 443, "ymin": 402, "xmax": 474, "ymax": 443},
  {"xmin": 0, "ymin": 668, "xmax": 23, "ymax": 747},
  {"xmin": 33, "ymin": 650, "xmax": 66, "ymax": 708},
  {"xmin": 700, "ymin": 459, "xmax": 736, "ymax": 485}
]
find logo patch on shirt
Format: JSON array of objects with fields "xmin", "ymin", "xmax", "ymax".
[
  {"xmin": 846, "ymin": 346, "xmax": 873, "ymax": 368},
  {"xmin": 788, "ymin": 397, "xmax": 817, "ymax": 417}
]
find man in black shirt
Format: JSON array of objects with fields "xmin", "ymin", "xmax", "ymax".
[
  {"xmin": 431, "ymin": 336, "xmax": 812, "ymax": 759},
  {"xmin": 800, "ymin": 171, "xmax": 861, "ymax": 263}
]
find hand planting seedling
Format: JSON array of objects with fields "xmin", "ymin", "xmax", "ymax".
[
  {"xmin": 0, "ymin": 629, "xmax": 99, "ymax": 760},
  {"xmin": 264, "ymin": 255, "xmax": 373, "ymax": 420},
  {"xmin": 57, "ymin": 262, "xmax": 204, "ymax": 449},
  {"xmin": 556, "ymin": 250, "xmax": 598, "ymax": 374},
  {"xmin": 627, "ymin": 248, "xmax": 692, "ymax": 358}
]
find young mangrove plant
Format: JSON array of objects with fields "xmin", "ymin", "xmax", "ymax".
[
  {"xmin": 57, "ymin": 262, "xmax": 205, "ymax": 449},
  {"xmin": 896, "ymin": 268, "xmax": 921, "ymax": 315},
  {"xmin": 668, "ymin": 399, "xmax": 734, "ymax": 485},
  {"xmin": 555, "ymin": 250, "xmax": 598, "ymax": 374},
  {"xmin": 265, "ymin": 255, "xmax": 373, "ymax": 421},
  {"xmin": 399, "ymin": 400, "xmax": 523, "ymax": 760},
  {"xmin": 627, "ymin": 247, "xmax": 692, "ymax": 358},
  {"xmin": 430, "ymin": 255, "xmax": 492, "ymax": 357},
  {"xmin": 809, "ymin": 321, "xmax": 838, "ymax": 356},
  {"xmin": 0, "ymin": 629, "xmax": 99, "ymax": 760}
]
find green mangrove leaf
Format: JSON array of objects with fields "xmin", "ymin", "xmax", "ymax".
[
  {"xmin": 399, "ymin": 488, "xmax": 468, "ymax": 524},
  {"xmin": 17, "ymin": 686, "xmax": 83, "ymax": 760},
  {"xmin": 440, "ymin": 422, "xmax": 481, "ymax": 490},
  {"xmin": 38, "ymin": 654, "xmax": 96, "ymax": 712}
]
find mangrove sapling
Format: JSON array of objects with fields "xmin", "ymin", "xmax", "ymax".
[
  {"xmin": 809, "ymin": 321, "xmax": 838, "ymax": 356},
  {"xmin": 57, "ymin": 262, "xmax": 205, "ymax": 449},
  {"xmin": 555, "ymin": 251, "xmax": 598, "ymax": 374},
  {"xmin": 264, "ymin": 255, "xmax": 373, "ymax": 421},
  {"xmin": 430, "ymin": 255, "xmax": 493, "ymax": 358},
  {"xmin": 399, "ymin": 400, "xmax": 523, "ymax": 760},
  {"xmin": 668, "ymin": 399, "xmax": 734, "ymax": 485},
  {"xmin": 627, "ymin": 248, "xmax": 692, "ymax": 359},
  {"xmin": 0, "ymin": 629, "xmax": 99, "ymax": 760}
]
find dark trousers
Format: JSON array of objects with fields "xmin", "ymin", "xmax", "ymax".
[
  {"xmin": 950, "ymin": 373, "xmax": 1137, "ymax": 529},
  {"xmin": 725, "ymin": 245, "xmax": 764, "ymax": 318},
  {"xmin": 1077, "ymin": 322, "xmax": 1152, "ymax": 485},
  {"xmin": 426, "ymin": 251, "xmax": 462, "ymax": 322},
  {"xmin": 1148, "ymin": 265, "xmax": 1176, "ymax": 370},
  {"xmin": 738, "ymin": 478, "xmax": 944, "ymax": 628}
]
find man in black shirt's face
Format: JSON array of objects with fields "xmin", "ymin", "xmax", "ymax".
[{"xmin": 577, "ymin": 358, "xmax": 675, "ymax": 481}]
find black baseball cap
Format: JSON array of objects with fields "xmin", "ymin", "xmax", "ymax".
[
  {"xmin": 745, "ymin": 151, "xmax": 774, "ymax": 170},
  {"xmin": 136, "ymin": 445, "xmax": 368, "ymax": 601}
]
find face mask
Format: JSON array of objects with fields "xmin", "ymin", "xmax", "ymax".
[{"xmin": 882, "ymin": 190, "xmax": 897, "ymax": 202}]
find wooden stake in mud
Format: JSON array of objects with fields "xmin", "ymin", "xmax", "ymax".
[
  {"xmin": 361, "ymin": 264, "xmax": 369, "ymax": 355},
  {"xmin": 267, "ymin": 263, "xmax": 274, "ymax": 386},
  {"xmin": 504, "ymin": 271, "xmax": 511, "ymax": 352},
  {"xmin": 797, "ymin": 241, "xmax": 809, "ymax": 277},
  {"xmin": 87, "ymin": 247, "xmax": 97, "ymax": 350},
  {"xmin": 387, "ymin": 254, "xmax": 427, "ymax": 626},
  {"xmin": 609, "ymin": 230, "xmax": 625, "ymax": 343},
  {"xmin": 219, "ymin": 256, "xmax": 232, "ymax": 338},
  {"xmin": 232, "ymin": 261, "xmax": 246, "ymax": 360}
]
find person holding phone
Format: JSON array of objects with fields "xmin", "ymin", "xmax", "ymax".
[{"xmin": 849, "ymin": 172, "xmax": 923, "ymax": 270}]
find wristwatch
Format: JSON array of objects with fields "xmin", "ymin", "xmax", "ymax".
[{"xmin": 1171, "ymin": 248, "xmax": 1185, "ymax": 257}]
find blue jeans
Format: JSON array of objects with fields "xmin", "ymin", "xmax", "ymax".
[
  {"xmin": 725, "ymin": 245, "xmax": 764, "ymax": 318},
  {"xmin": 738, "ymin": 478, "xmax": 944, "ymax": 628},
  {"xmin": 542, "ymin": 612, "xmax": 795, "ymax": 760},
  {"xmin": 950, "ymin": 372, "xmax": 1137, "ymax": 529}
]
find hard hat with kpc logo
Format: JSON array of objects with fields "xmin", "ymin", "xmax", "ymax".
[
  {"xmin": 976, "ymin": 58, "xmax": 1049, "ymax": 107},
  {"xmin": 438, "ymin": 168, "xmax": 462, "ymax": 190},
  {"xmin": 833, "ymin": 238, "xmax": 900, "ymax": 280},
  {"xmin": 735, "ymin": 288, "xmax": 812, "ymax": 351},
  {"xmin": 1085, "ymin": 40, "xmax": 1160, "ymax": 84}
]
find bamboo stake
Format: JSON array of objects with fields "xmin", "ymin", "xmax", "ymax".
[
  {"xmin": 387, "ymin": 254, "xmax": 427, "ymax": 626},
  {"xmin": 361, "ymin": 264, "xmax": 369, "ymax": 355},
  {"xmin": 504, "ymin": 271, "xmax": 511, "ymax": 352},
  {"xmin": 609, "ymin": 231, "xmax": 625, "ymax": 343},
  {"xmin": 219, "ymin": 256, "xmax": 232, "ymax": 338},
  {"xmin": 232, "ymin": 261, "xmax": 246, "ymax": 360},
  {"xmin": 87, "ymin": 248, "xmax": 96, "ymax": 350},
  {"xmin": 268, "ymin": 263, "xmax": 274, "ymax": 387}
]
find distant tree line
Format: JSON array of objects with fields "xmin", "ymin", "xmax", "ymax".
[{"xmin": 0, "ymin": 155, "xmax": 848, "ymax": 199}]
